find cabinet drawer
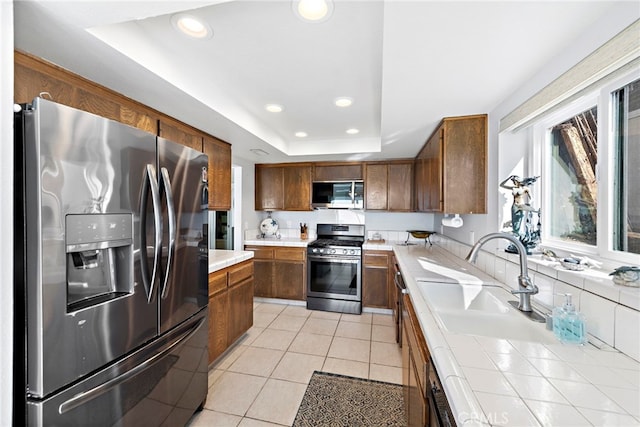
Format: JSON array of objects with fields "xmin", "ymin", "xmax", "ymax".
[
  {"xmin": 364, "ymin": 252, "xmax": 389, "ymax": 267},
  {"xmin": 208, "ymin": 270, "xmax": 227, "ymax": 296},
  {"xmin": 245, "ymin": 246, "xmax": 274, "ymax": 260},
  {"xmin": 274, "ymin": 247, "xmax": 306, "ymax": 261},
  {"xmin": 229, "ymin": 260, "xmax": 254, "ymax": 286}
]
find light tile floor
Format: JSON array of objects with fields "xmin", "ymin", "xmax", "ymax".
[{"xmin": 188, "ymin": 300, "xmax": 401, "ymax": 426}]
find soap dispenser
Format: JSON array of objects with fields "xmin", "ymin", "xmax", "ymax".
[{"xmin": 552, "ymin": 293, "xmax": 587, "ymax": 345}]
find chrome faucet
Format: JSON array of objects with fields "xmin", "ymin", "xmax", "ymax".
[{"xmin": 465, "ymin": 232, "xmax": 539, "ymax": 313}]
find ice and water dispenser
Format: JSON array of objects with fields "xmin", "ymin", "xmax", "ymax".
[{"xmin": 65, "ymin": 214, "xmax": 133, "ymax": 311}]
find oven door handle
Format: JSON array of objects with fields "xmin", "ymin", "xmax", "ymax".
[{"xmin": 308, "ymin": 255, "xmax": 360, "ymax": 263}]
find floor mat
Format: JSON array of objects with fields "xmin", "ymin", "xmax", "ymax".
[{"xmin": 293, "ymin": 371, "xmax": 406, "ymax": 427}]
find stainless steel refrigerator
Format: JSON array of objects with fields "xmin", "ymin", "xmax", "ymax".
[{"xmin": 14, "ymin": 98, "xmax": 209, "ymax": 426}]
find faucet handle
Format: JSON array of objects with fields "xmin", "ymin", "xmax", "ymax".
[{"xmin": 511, "ymin": 285, "xmax": 538, "ymax": 295}]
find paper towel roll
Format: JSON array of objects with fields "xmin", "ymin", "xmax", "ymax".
[{"xmin": 442, "ymin": 214, "xmax": 463, "ymax": 228}]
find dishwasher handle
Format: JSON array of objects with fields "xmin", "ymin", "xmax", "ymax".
[{"xmin": 394, "ymin": 265, "xmax": 408, "ymax": 294}]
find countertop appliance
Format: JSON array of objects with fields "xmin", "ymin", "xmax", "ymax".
[
  {"xmin": 13, "ymin": 98, "xmax": 208, "ymax": 425},
  {"xmin": 306, "ymin": 224, "xmax": 365, "ymax": 314},
  {"xmin": 311, "ymin": 181, "xmax": 364, "ymax": 209}
]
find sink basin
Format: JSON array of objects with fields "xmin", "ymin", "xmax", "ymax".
[
  {"xmin": 434, "ymin": 310, "xmax": 556, "ymax": 343},
  {"xmin": 416, "ymin": 281, "xmax": 555, "ymax": 343},
  {"xmin": 416, "ymin": 282, "xmax": 510, "ymax": 313}
]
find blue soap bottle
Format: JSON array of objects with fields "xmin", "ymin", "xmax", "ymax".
[{"xmin": 552, "ymin": 293, "xmax": 587, "ymax": 345}]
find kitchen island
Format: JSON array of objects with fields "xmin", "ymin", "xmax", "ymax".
[
  {"xmin": 390, "ymin": 242, "xmax": 640, "ymax": 426},
  {"xmin": 207, "ymin": 249, "xmax": 255, "ymax": 365}
]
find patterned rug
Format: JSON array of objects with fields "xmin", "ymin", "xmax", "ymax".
[{"xmin": 293, "ymin": 371, "xmax": 406, "ymax": 427}]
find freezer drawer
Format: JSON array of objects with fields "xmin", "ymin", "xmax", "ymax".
[{"xmin": 26, "ymin": 309, "xmax": 208, "ymax": 427}]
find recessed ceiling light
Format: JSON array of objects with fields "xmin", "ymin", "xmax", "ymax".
[
  {"xmin": 171, "ymin": 13, "xmax": 212, "ymax": 39},
  {"xmin": 346, "ymin": 128, "xmax": 360, "ymax": 135},
  {"xmin": 265, "ymin": 104, "xmax": 284, "ymax": 113},
  {"xmin": 334, "ymin": 97, "xmax": 353, "ymax": 107},
  {"xmin": 292, "ymin": 0, "xmax": 333, "ymax": 23},
  {"xmin": 295, "ymin": 132, "xmax": 308, "ymax": 138}
]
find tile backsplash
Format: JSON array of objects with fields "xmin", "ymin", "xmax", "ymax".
[{"xmin": 435, "ymin": 235, "xmax": 640, "ymax": 362}]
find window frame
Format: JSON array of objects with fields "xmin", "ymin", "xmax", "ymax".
[{"xmin": 532, "ymin": 68, "xmax": 640, "ymax": 265}]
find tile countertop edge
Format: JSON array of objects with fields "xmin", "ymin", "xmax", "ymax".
[
  {"xmin": 208, "ymin": 249, "xmax": 254, "ymax": 273},
  {"xmin": 243, "ymin": 238, "xmax": 310, "ymax": 247},
  {"xmin": 393, "ymin": 245, "xmax": 490, "ymax": 425}
]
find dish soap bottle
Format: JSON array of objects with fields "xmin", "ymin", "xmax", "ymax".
[{"xmin": 552, "ymin": 293, "xmax": 587, "ymax": 344}]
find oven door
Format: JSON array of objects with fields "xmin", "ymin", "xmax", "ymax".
[{"xmin": 307, "ymin": 255, "xmax": 361, "ymax": 301}]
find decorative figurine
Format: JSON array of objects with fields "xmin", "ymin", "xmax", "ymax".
[
  {"xmin": 500, "ymin": 175, "xmax": 541, "ymax": 254},
  {"xmin": 610, "ymin": 266, "xmax": 640, "ymax": 287}
]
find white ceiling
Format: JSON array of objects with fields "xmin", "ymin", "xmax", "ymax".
[{"xmin": 13, "ymin": 0, "xmax": 625, "ymax": 163}]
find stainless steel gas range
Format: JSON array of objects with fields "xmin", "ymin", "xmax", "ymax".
[{"xmin": 306, "ymin": 224, "xmax": 365, "ymax": 314}]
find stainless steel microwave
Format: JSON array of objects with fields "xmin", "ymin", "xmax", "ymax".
[{"xmin": 311, "ymin": 181, "xmax": 364, "ymax": 209}]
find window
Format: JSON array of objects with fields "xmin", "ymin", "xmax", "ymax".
[
  {"xmin": 612, "ymin": 79, "xmax": 640, "ymax": 254},
  {"xmin": 534, "ymin": 70, "xmax": 640, "ymax": 264},
  {"xmin": 548, "ymin": 106, "xmax": 598, "ymax": 246}
]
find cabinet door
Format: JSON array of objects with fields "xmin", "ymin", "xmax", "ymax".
[
  {"xmin": 363, "ymin": 266, "xmax": 389, "ymax": 308},
  {"xmin": 424, "ymin": 128, "xmax": 443, "ymax": 212},
  {"xmin": 283, "ymin": 164, "xmax": 312, "ymax": 211},
  {"xmin": 255, "ymin": 165, "xmax": 284, "ymax": 210},
  {"xmin": 204, "ymin": 136, "xmax": 232, "ymax": 211},
  {"xmin": 314, "ymin": 163, "xmax": 363, "ymax": 181},
  {"xmin": 273, "ymin": 261, "xmax": 305, "ymax": 300},
  {"xmin": 228, "ymin": 277, "xmax": 254, "ymax": 345},
  {"xmin": 388, "ymin": 162, "xmax": 413, "ymax": 211},
  {"xmin": 365, "ymin": 163, "xmax": 388, "ymax": 210},
  {"xmin": 443, "ymin": 115, "xmax": 487, "ymax": 214},
  {"xmin": 253, "ymin": 259, "xmax": 274, "ymax": 297},
  {"xmin": 208, "ymin": 290, "xmax": 228, "ymax": 364},
  {"xmin": 159, "ymin": 118, "xmax": 203, "ymax": 152}
]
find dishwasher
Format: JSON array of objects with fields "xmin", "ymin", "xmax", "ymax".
[
  {"xmin": 393, "ymin": 263, "xmax": 406, "ymax": 346},
  {"xmin": 429, "ymin": 357, "xmax": 457, "ymax": 427}
]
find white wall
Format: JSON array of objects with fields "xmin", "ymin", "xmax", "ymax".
[{"xmin": 1, "ymin": 1, "xmax": 13, "ymax": 423}]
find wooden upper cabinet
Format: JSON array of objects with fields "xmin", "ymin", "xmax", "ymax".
[
  {"xmin": 283, "ymin": 164, "xmax": 312, "ymax": 211},
  {"xmin": 203, "ymin": 136, "xmax": 232, "ymax": 211},
  {"xmin": 314, "ymin": 162, "xmax": 363, "ymax": 181},
  {"xmin": 255, "ymin": 165, "xmax": 284, "ymax": 210},
  {"xmin": 14, "ymin": 51, "xmax": 159, "ymax": 135},
  {"xmin": 364, "ymin": 163, "xmax": 388, "ymax": 210},
  {"xmin": 415, "ymin": 114, "xmax": 487, "ymax": 214},
  {"xmin": 255, "ymin": 163, "xmax": 312, "ymax": 211},
  {"xmin": 119, "ymin": 105, "xmax": 158, "ymax": 135},
  {"xmin": 388, "ymin": 162, "xmax": 413, "ymax": 211},
  {"xmin": 158, "ymin": 118, "xmax": 203, "ymax": 152},
  {"xmin": 365, "ymin": 161, "xmax": 413, "ymax": 211},
  {"xmin": 443, "ymin": 115, "xmax": 487, "ymax": 214}
]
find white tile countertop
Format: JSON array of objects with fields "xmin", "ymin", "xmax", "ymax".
[
  {"xmin": 208, "ymin": 249, "xmax": 254, "ymax": 273},
  {"xmin": 392, "ymin": 243, "xmax": 640, "ymax": 426}
]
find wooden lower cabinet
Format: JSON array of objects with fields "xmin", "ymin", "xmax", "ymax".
[
  {"xmin": 363, "ymin": 250, "xmax": 393, "ymax": 309},
  {"xmin": 402, "ymin": 294, "xmax": 431, "ymax": 427},
  {"xmin": 208, "ymin": 259, "xmax": 254, "ymax": 365},
  {"xmin": 244, "ymin": 246, "xmax": 306, "ymax": 300}
]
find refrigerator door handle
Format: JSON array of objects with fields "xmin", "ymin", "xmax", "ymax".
[
  {"xmin": 140, "ymin": 164, "xmax": 162, "ymax": 303},
  {"xmin": 160, "ymin": 167, "xmax": 176, "ymax": 299},
  {"xmin": 57, "ymin": 316, "xmax": 206, "ymax": 415}
]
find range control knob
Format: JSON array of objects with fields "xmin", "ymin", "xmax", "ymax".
[
  {"xmin": 349, "ymin": 249, "xmax": 355, "ymax": 255},
  {"xmin": 329, "ymin": 248, "xmax": 336, "ymax": 254},
  {"xmin": 342, "ymin": 249, "xmax": 348, "ymax": 255},
  {"xmin": 311, "ymin": 248, "xmax": 318, "ymax": 253}
]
